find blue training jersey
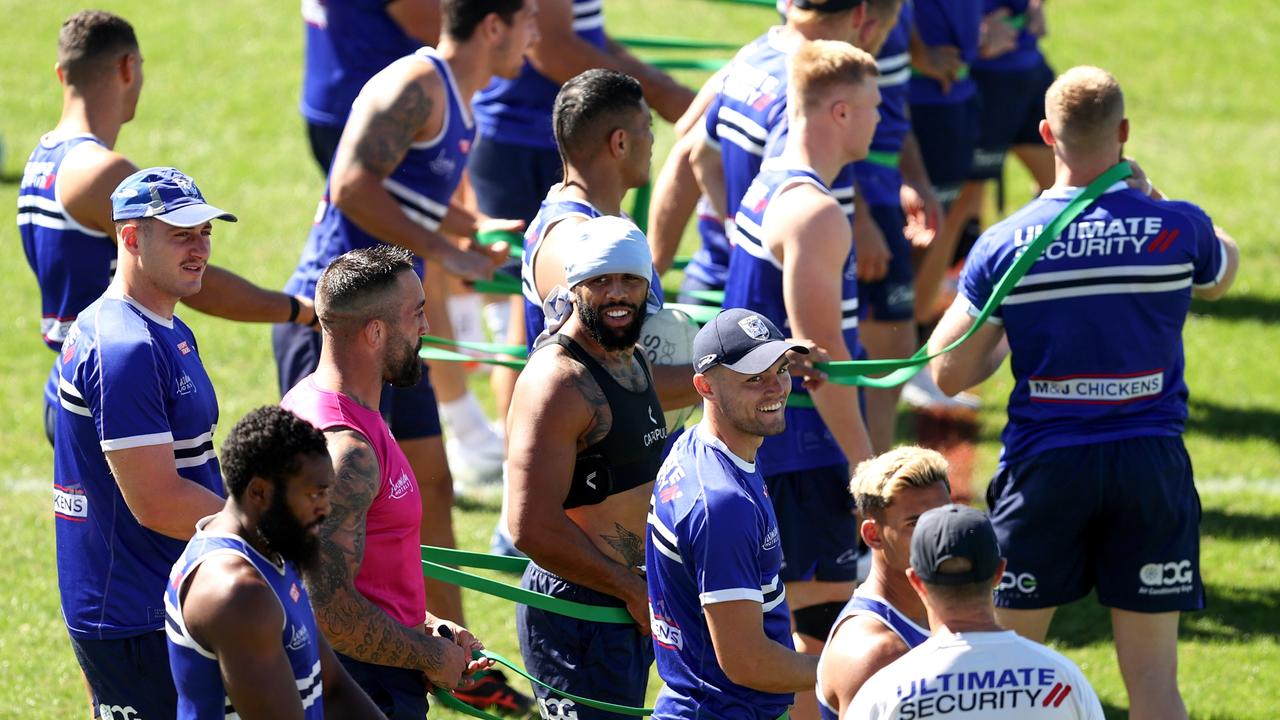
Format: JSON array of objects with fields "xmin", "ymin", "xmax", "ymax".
[
  {"xmin": 472, "ymin": 0, "xmax": 607, "ymax": 149},
  {"xmin": 815, "ymin": 589, "xmax": 930, "ymax": 720},
  {"xmin": 299, "ymin": 0, "xmax": 422, "ymax": 128},
  {"xmin": 54, "ymin": 290, "xmax": 222, "ymax": 639},
  {"xmin": 723, "ymin": 162, "xmax": 859, "ymax": 474},
  {"xmin": 682, "ymin": 197, "xmax": 730, "ymax": 289},
  {"xmin": 647, "ymin": 423, "xmax": 792, "ymax": 720},
  {"xmin": 853, "ymin": 4, "xmax": 914, "ymax": 208},
  {"xmin": 971, "ymin": 0, "xmax": 1044, "ymax": 72},
  {"xmin": 287, "ymin": 47, "xmax": 474, "ymax": 297},
  {"xmin": 18, "ymin": 132, "xmax": 118, "ymax": 408},
  {"xmin": 960, "ymin": 184, "xmax": 1229, "ymax": 463},
  {"xmin": 166, "ymin": 522, "xmax": 323, "ymax": 719},
  {"xmin": 908, "ymin": 0, "xmax": 982, "ymax": 105}
]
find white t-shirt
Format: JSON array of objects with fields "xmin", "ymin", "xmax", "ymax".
[{"xmin": 848, "ymin": 630, "xmax": 1104, "ymax": 720}]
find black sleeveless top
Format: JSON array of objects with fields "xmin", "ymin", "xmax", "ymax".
[{"xmin": 540, "ymin": 334, "xmax": 667, "ymax": 509}]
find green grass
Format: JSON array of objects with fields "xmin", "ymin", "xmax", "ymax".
[{"xmin": 1, "ymin": 0, "xmax": 1277, "ymax": 717}]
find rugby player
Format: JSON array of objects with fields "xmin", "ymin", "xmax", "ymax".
[
  {"xmin": 166, "ymin": 406, "xmax": 386, "ymax": 718},
  {"xmin": 928, "ymin": 66, "xmax": 1239, "ymax": 719},
  {"xmin": 848, "ymin": 505, "xmax": 1105, "ymax": 719},
  {"xmin": 647, "ymin": 309, "xmax": 819, "ymax": 720},
  {"xmin": 815, "ymin": 447, "xmax": 951, "ymax": 719}
]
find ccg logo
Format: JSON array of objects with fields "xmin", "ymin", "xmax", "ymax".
[
  {"xmin": 98, "ymin": 706, "xmax": 141, "ymax": 720},
  {"xmin": 1140, "ymin": 560, "xmax": 1192, "ymax": 587},
  {"xmin": 998, "ymin": 571, "xmax": 1039, "ymax": 595},
  {"xmin": 538, "ymin": 698, "xmax": 579, "ymax": 720}
]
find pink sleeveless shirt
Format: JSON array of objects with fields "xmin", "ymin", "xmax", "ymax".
[{"xmin": 282, "ymin": 375, "xmax": 425, "ymax": 629}]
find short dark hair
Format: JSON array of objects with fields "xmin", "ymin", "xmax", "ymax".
[
  {"xmin": 553, "ymin": 69, "xmax": 646, "ymax": 164},
  {"xmin": 442, "ymin": 0, "xmax": 524, "ymax": 41},
  {"xmin": 220, "ymin": 407, "xmax": 329, "ymax": 499},
  {"xmin": 58, "ymin": 10, "xmax": 138, "ymax": 86},
  {"xmin": 315, "ymin": 245, "xmax": 416, "ymax": 332}
]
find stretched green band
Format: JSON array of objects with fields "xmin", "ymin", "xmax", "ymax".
[
  {"xmin": 469, "ymin": 271, "xmax": 522, "ymax": 296},
  {"xmin": 475, "ymin": 229, "xmax": 524, "ymax": 259},
  {"xmin": 422, "ymin": 335, "xmax": 528, "ymax": 358},
  {"xmin": 671, "ymin": 256, "xmax": 692, "ymax": 271},
  {"xmin": 815, "ymin": 162, "xmax": 1133, "ymax": 389},
  {"xmin": 863, "ymin": 150, "xmax": 901, "ymax": 169},
  {"xmin": 910, "ymin": 64, "xmax": 971, "ymax": 81},
  {"xmin": 645, "ymin": 57, "xmax": 731, "ymax": 71},
  {"xmin": 1006, "ymin": 13, "xmax": 1028, "ymax": 30},
  {"xmin": 615, "ymin": 34, "xmax": 742, "ymax": 51},
  {"xmin": 419, "ymin": 346, "xmax": 527, "ymax": 370}
]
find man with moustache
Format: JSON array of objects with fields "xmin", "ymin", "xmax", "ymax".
[
  {"xmin": 815, "ymin": 447, "xmax": 952, "ymax": 719},
  {"xmin": 505, "ymin": 216, "xmax": 699, "ymax": 720},
  {"xmin": 646, "ymin": 309, "xmax": 820, "ymax": 720},
  {"xmin": 165, "ymin": 406, "xmax": 388, "ymax": 718},
  {"xmin": 282, "ymin": 246, "xmax": 492, "ymax": 719}
]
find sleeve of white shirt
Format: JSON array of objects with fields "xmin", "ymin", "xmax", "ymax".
[{"xmin": 1066, "ymin": 662, "xmax": 1106, "ymax": 720}]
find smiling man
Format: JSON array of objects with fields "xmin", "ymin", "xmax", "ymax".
[{"xmin": 53, "ymin": 167, "xmax": 239, "ymax": 718}]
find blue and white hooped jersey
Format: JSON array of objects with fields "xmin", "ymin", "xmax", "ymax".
[
  {"xmin": 647, "ymin": 424, "xmax": 793, "ymax": 720},
  {"xmin": 473, "ymin": 0, "xmax": 606, "ymax": 149},
  {"xmin": 853, "ymin": 3, "xmax": 914, "ymax": 208},
  {"xmin": 167, "ymin": 522, "xmax": 323, "ymax": 719},
  {"xmin": 18, "ymin": 133, "xmax": 116, "ymax": 352},
  {"xmin": 908, "ymin": 0, "xmax": 983, "ymax": 105},
  {"xmin": 960, "ymin": 184, "xmax": 1229, "ymax": 463},
  {"xmin": 971, "ymin": 0, "xmax": 1045, "ymax": 72},
  {"xmin": 816, "ymin": 590, "xmax": 930, "ymax": 720},
  {"xmin": 287, "ymin": 47, "xmax": 474, "ymax": 298},
  {"xmin": 299, "ymin": 0, "xmax": 421, "ymax": 127},
  {"xmin": 723, "ymin": 162, "xmax": 860, "ymax": 474},
  {"xmin": 519, "ymin": 193, "xmax": 665, "ymax": 350},
  {"xmin": 682, "ymin": 196, "xmax": 730, "ymax": 289},
  {"xmin": 54, "ymin": 289, "xmax": 222, "ymax": 639}
]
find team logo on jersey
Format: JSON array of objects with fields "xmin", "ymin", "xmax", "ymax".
[
  {"xmin": 1028, "ymin": 371, "xmax": 1163, "ymax": 404},
  {"xmin": 762, "ymin": 525, "xmax": 780, "ymax": 551},
  {"xmin": 176, "ymin": 340, "xmax": 192, "ymax": 356},
  {"xmin": 175, "ymin": 374, "xmax": 196, "ymax": 396},
  {"xmin": 430, "ymin": 149, "xmax": 458, "ymax": 177},
  {"xmin": 738, "ymin": 315, "xmax": 771, "ymax": 340},
  {"xmin": 651, "ymin": 613, "xmax": 684, "ymax": 650},
  {"xmin": 53, "ymin": 484, "xmax": 88, "ymax": 521},
  {"xmin": 290, "ymin": 582, "xmax": 301, "ymax": 603},
  {"xmin": 389, "ymin": 470, "xmax": 414, "ymax": 500},
  {"xmin": 286, "ymin": 623, "xmax": 311, "ymax": 651}
]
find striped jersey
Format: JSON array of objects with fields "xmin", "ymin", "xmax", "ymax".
[
  {"xmin": 287, "ymin": 47, "xmax": 473, "ymax": 297},
  {"xmin": 54, "ymin": 289, "xmax": 222, "ymax": 639},
  {"xmin": 647, "ymin": 423, "xmax": 792, "ymax": 720},
  {"xmin": 908, "ymin": 0, "xmax": 983, "ymax": 105},
  {"xmin": 959, "ymin": 184, "xmax": 1229, "ymax": 463},
  {"xmin": 816, "ymin": 590, "xmax": 930, "ymax": 720},
  {"xmin": 299, "ymin": 0, "xmax": 421, "ymax": 128},
  {"xmin": 853, "ymin": 3, "xmax": 914, "ymax": 208},
  {"xmin": 472, "ymin": 0, "xmax": 607, "ymax": 148},
  {"xmin": 166, "ymin": 522, "xmax": 323, "ymax": 719},
  {"xmin": 18, "ymin": 132, "xmax": 116, "ymax": 352},
  {"xmin": 723, "ymin": 162, "xmax": 860, "ymax": 474}
]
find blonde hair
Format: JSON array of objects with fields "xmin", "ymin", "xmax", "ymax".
[
  {"xmin": 788, "ymin": 39, "xmax": 879, "ymax": 114},
  {"xmin": 850, "ymin": 446, "xmax": 950, "ymax": 516},
  {"xmin": 1045, "ymin": 65, "xmax": 1125, "ymax": 154}
]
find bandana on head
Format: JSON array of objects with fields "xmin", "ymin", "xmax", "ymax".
[{"xmin": 538, "ymin": 216, "xmax": 662, "ymax": 342}]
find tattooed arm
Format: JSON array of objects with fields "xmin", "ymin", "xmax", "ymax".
[
  {"xmin": 505, "ymin": 349, "xmax": 652, "ymax": 633},
  {"xmin": 306, "ymin": 428, "xmax": 469, "ymax": 686},
  {"xmin": 328, "ymin": 60, "xmax": 502, "ymax": 281}
]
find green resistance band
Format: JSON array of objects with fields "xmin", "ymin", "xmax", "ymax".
[
  {"xmin": 468, "ymin": 271, "xmax": 522, "ymax": 296},
  {"xmin": 615, "ymin": 34, "xmax": 743, "ymax": 51},
  {"xmin": 670, "ymin": 257, "xmax": 692, "ymax": 271},
  {"xmin": 814, "ymin": 161, "xmax": 1132, "ymax": 389},
  {"xmin": 475, "ymin": 229, "xmax": 523, "ymax": 259},
  {"xmin": 645, "ymin": 57, "xmax": 731, "ymax": 71},
  {"xmin": 911, "ymin": 64, "xmax": 972, "ymax": 81},
  {"xmin": 422, "ymin": 334, "xmax": 528, "ymax": 358},
  {"xmin": 863, "ymin": 150, "xmax": 901, "ymax": 169}
]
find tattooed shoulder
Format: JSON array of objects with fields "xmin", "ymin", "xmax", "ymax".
[
  {"xmin": 351, "ymin": 71, "xmax": 437, "ymax": 177},
  {"xmin": 556, "ymin": 351, "xmax": 612, "ymax": 449}
]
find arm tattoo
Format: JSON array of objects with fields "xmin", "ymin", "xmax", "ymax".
[
  {"xmin": 565, "ymin": 357, "xmax": 612, "ymax": 448},
  {"xmin": 600, "ymin": 522, "xmax": 646, "ymax": 568},
  {"xmin": 305, "ymin": 430, "xmax": 444, "ymax": 672},
  {"xmin": 352, "ymin": 78, "xmax": 434, "ymax": 177}
]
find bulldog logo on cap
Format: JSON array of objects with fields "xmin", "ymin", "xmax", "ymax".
[{"xmin": 738, "ymin": 315, "xmax": 771, "ymax": 341}]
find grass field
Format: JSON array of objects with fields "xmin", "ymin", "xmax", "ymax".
[{"xmin": 1, "ymin": 0, "xmax": 1277, "ymax": 717}]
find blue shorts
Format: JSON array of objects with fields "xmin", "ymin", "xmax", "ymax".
[
  {"xmin": 970, "ymin": 61, "xmax": 1055, "ymax": 180},
  {"xmin": 468, "ymin": 136, "xmax": 563, "ymax": 225},
  {"xmin": 517, "ymin": 563, "xmax": 653, "ymax": 720},
  {"xmin": 859, "ymin": 202, "xmax": 916, "ymax": 322},
  {"xmin": 988, "ymin": 435, "xmax": 1205, "ymax": 613},
  {"xmin": 272, "ymin": 321, "xmax": 442, "ymax": 439},
  {"xmin": 908, "ymin": 95, "xmax": 982, "ymax": 203},
  {"xmin": 70, "ymin": 631, "xmax": 177, "ymax": 720},
  {"xmin": 339, "ymin": 654, "xmax": 429, "ymax": 720},
  {"xmin": 767, "ymin": 463, "xmax": 860, "ymax": 583},
  {"xmin": 306, "ymin": 120, "xmax": 344, "ymax": 175}
]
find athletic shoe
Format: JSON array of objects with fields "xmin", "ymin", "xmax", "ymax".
[
  {"xmin": 490, "ymin": 525, "xmax": 527, "ymax": 561},
  {"xmin": 901, "ymin": 370, "xmax": 980, "ymax": 411},
  {"xmin": 452, "ymin": 670, "xmax": 536, "ymax": 718},
  {"xmin": 447, "ymin": 434, "xmax": 504, "ymax": 496}
]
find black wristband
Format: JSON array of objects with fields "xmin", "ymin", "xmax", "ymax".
[{"xmin": 288, "ymin": 295, "xmax": 301, "ymax": 324}]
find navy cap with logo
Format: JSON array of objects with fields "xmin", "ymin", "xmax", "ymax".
[
  {"xmin": 110, "ymin": 167, "xmax": 238, "ymax": 226},
  {"xmin": 692, "ymin": 308, "xmax": 808, "ymax": 375},
  {"xmin": 910, "ymin": 504, "xmax": 1002, "ymax": 586},
  {"xmin": 790, "ymin": 0, "xmax": 865, "ymax": 13}
]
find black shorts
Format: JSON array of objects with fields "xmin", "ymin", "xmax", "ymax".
[
  {"xmin": 859, "ymin": 202, "xmax": 916, "ymax": 322},
  {"xmin": 273, "ymin": 321, "xmax": 442, "ymax": 440},
  {"xmin": 908, "ymin": 95, "xmax": 982, "ymax": 204},
  {"xmin": 970, "ymin": 61, "xmax": 1055, "ymax": 180},
  {"xmin": 468, "ymin": 136, "xmax": 563, "ymax": 225},
  {"xmin": 767, "ymin": 463, "xmax": 859, "ymax": 583},
  {"xmin": 339, "ymin": 654, "xmax": 430, "ymax": 720},
  {"xmin": 988, "ymin": 436, "xmax": 1205, "ymax": 613},
  {"xmin": 70, "ymin": 631, "xmax": 177, "ymax": 720},
  {"xmin": 306, "ymin": 120, "xmax": 345, "ymax": 175}
]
